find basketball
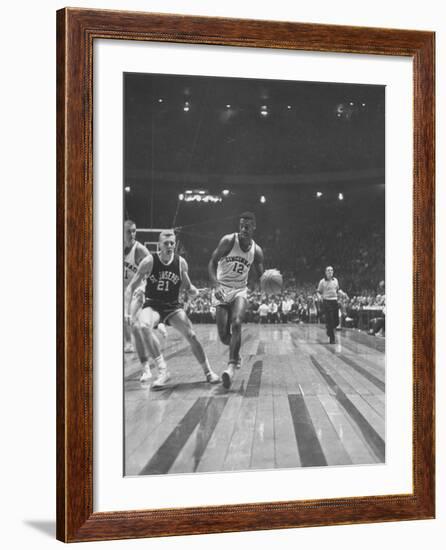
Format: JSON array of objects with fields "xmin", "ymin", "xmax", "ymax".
[{"xmin": 261, "ymin": 269, "xmax": 283, "ymax": 295}]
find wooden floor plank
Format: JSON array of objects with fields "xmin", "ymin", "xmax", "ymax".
[
  {"xmin": 348, "ymin": 394, "xmax": 386, "ymax": 441},
  {"xmin": 300, "ymin": 341, "xmax": 360, "ymax": 396},
  {"xmin": 341, "ymin": 329, "xmax": 386, "ymax": 354},
  {"xmin": 223, "ymin": 398, "xmax": 258, "ymax": 471},
  {"xmin": 281, "ymin": 354, "xmax": 303, "ymax": 395},
  {"xmin": 196, "ymin": 395, "xmax": 244, "ymax": 473},
  {"xmin": 288, "ymin": 394, "xmax": 327, "ymax": 467},
  {"xmin": 125, "ymin": 398, "xmax": 194, "ymax": 475},
  {"xmin": 337, "ymin": 335, "xmax": 385, "ymax": 369},
  {"xmin": 308, "ymin": 354, "xmax": 385, "ymax": 463},
  {"xmin": 318, "ymin": 394, "xmax": 377, "ymax": 464},
  {"xmin": 169, "ymin": 396, "xmax": 229, "ymax": 474},
  {"xmin": 271, "ymin": 356, "xmax": 291, "ymax": 397},
  {"xmin": 251, "ymin": 392, "xmax": 275, "ymax": 470},
  {"xmin": 125, "ymin": 392, "xmax": 178, "ymax": 453},
  {"xmin": 316, "ymin": 345, "xmax": 379, "ymax": 396},
  {"xmin": 340, "ymin": 339, "xmax": 385, "ymax": 371},
  {"xmin": 288, "ymin": 344, "xmax": 318, "ymax": 396},
  {"xmin": 273, "ymin": 394, "xmax": 301, "ymax": 468},
  {"xmin": 361, "ymin": 394, "xmax": 386, "ymax": 419},
  {"xmin": 325, "ymin": 347, "xmax": 385, "ymax": 392},
  {"xmin": 304, "ymin": 395, "xmax": 352, "ymax": 465},
  {"xmin": 303, "ymin": 344, "xmax": 358, "ymax": 396},
  {"xmin": 297, "ymin": 351, "xmax": 331, "ymax": 396}
]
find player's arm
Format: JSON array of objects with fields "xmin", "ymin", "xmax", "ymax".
[
  {"xmin": 135, "ymin": 242, "xmax": 150, "ymax": 265},
  {"xmin": 208, "ymin": 235, "xmax": 234, "ymax": 287},
  {"xmin": 179, "ymin": 257, "xmax": 198, "ymax": 298},
  {"xmin": 338, "ymin": 288, "xmax": 348, "ymax": 300},
  {"xmin": 125, "ymin": 255, "xmax": 153, "ymax": 319},
  {"xmin": 249, "ymin": 245, "xmax": 265, "ymax": 290}
]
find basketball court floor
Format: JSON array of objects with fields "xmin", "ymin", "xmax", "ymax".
[{"xmin": 124, "ymin": 323, "xmax": 385, "ymax": 476}]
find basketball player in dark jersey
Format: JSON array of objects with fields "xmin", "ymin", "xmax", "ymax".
[
  {"xmin": 208, "ymin": 212, "xmax": 265, "ymax": 389},
  {"xmin": 125, "ymin": 230, "xmax": 219, "ymax": 389}
]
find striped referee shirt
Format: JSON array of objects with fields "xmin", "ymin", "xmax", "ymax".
[{"xmin": 317, "ymin": 277, "xmax": 339, "ymax": 300}]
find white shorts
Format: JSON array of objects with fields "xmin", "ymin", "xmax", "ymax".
[{"xmin": 212, "ymin": 285, "xmax": 248, "ymax": 307}]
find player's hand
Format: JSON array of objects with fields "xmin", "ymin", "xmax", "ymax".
[
  {"xmin": 188, "ymin": 285, "xmax": 199, "ymax": 299},
  {"xmin": 125, "ymin": 313, "xmax": 133, "ymax": 326},
  {"xmin": 214, "ymin": 287, "xmax": 225, "ymax": 301},
  {"xmin": 133, "ymin": 287, "xmax": 144, "ymax": 300}
]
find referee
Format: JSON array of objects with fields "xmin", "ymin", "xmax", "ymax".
[{"xmin": 316, "ymin": 266, "xmax": 344, "ymax": 344}]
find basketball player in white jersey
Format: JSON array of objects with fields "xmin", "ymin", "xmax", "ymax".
[
  {"xmin": 125, "ymin": 230, "xmax": 219, "ymax": 388},
  {"xmin": 209, "ymin": 212, "xmax": 265, "ymax": 389},
  {"xmin": 124, "ymin": 220, "xmax": 150, "ymax": 358},
  {"xmin": 124, "ymin": 220, "xmax": 167, "ymax": 357}
]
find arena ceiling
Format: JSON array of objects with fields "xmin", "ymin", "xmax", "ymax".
[{"xmin": 124, "ymin": 72, "xmax": 385, "ymax": 189}]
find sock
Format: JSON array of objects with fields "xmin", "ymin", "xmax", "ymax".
[
  {"xmin": 154, "ymin": 355, "xmax": 167, "ymax": 370},
  {"xmin": 201, "ymin": 357, "xmax": 212, "ymax": 374}
]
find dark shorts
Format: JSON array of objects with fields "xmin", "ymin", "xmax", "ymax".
[{"xmin": 142, "ymin": 301, "xmax": 182, "ymax": 326}]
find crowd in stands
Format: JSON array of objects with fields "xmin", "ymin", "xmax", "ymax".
[
  {"xmin": 180, "ymin": 195, "xmax": 385, "ymax": 297},
  {"xmin": 182, "ymin": 281, "xmax": 385, "ymax": 335}
]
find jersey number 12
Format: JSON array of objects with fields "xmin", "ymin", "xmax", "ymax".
[{"xmin": 232, "ymin": 262, "xmax": 244, "ymax": 274}]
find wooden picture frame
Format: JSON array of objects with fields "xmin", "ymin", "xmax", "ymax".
[{"xmin": 56, "ymin": 7, "xmax": 435, "ymax": 542}]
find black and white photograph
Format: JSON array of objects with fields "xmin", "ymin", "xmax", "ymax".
[
  {"xmin": 2, "ymin": 0, "xmax": 441, "ymax": 545},
  {"xmin": 123, "ymin": 72, "xmax": 385, "ymax": 476}
]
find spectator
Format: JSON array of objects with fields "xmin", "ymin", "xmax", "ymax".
[
  {"xmin": 258, "ymin": 301, "xmax": 269, "ymax": 324},
  {"xmin": 281, "ymin": 295, "xmax": 294, "ymax": 323},
  {"xmin": 268, "ymin": 300, "xmax": 279, "ymax": 324}
]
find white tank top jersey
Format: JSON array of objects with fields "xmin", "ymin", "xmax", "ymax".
[
  {"xmin": 217, "ymin": 233, "xmax": 256, "ymax": 289},
  {"xmin": 124, "ymin": 242, "xmax": 142, "ymax": 290}
]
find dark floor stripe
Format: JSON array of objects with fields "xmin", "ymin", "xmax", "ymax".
[
  {"xmin": 335, "ymin": 338, "xmax": 385, "ymax": 371},
  {"xmin": 343, "ymin": 329, "xmax": 385, "ymax": 353},
  {"xmin": 288, "ymin": 394, "xmax": 327, "ymax": 467},
  {"xmin": 324, "ymin": 346, "xmax": 385, "ymax": 392},
  {"xmin": 139, "ymin": 397, "xmax": 208, "ymax": 475},
  {"xmin": 309, "ymin": 355, "xmax": 385, "ymax": 462},
  {"xmin": 244, "ymin": 360, "xmax": 263, "ymax": 398},
  {"xmin": 192, "ymin": 397, "xmax": 229, "ymax": 471}
]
